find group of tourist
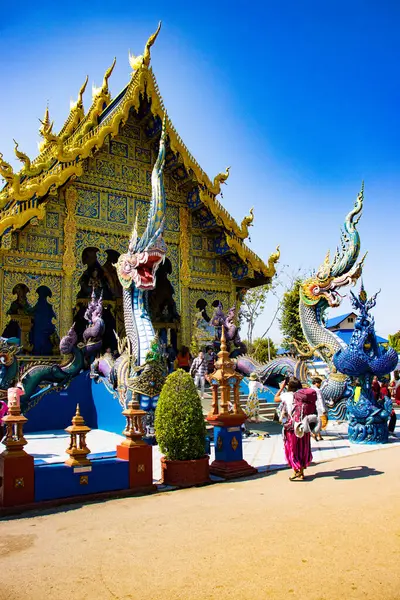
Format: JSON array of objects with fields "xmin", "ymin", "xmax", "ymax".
[{"xmin": 164, "ymin": 346, "xmax": 217, "ymax": 399}]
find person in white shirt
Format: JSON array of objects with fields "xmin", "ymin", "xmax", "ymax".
[
  {"xmin": 245, "ymin": 372, "xmax": 264, "ymax": 422},
  {"xmin": 274, "ymin": 376, "xmax": 303, "ymax": 422},
  {"xmin": 311, "ymin": 377, "xmax": 326, "ymax": 441}
]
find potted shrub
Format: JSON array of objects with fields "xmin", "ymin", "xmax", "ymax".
[{"xmin": 155, "ymin": 369, "xmax": 210, "ymax": 487}]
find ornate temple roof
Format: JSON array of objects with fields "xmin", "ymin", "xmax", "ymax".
[{"xmin": 0, "ymin": 23, "xmax": 279, "ymax": 283}]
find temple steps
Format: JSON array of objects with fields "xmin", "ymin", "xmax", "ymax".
[{"xmin": 202, "ymin": 389, "xmax": 279, "ymax": 421}]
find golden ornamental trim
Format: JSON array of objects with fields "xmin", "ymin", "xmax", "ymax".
[{"xmin": 0, "ymin": 29, "xmax": 276, "ymax": 282}]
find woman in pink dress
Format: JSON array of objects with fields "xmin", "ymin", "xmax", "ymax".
[{"xmin": 276, "ymin": 378, "xmax": 317, "ymax": 481}]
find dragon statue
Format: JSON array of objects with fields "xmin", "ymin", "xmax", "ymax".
[
  {"xmin": 91, "ymin": 116, "xmax": 168, "ymax": 415},
  {"xmin": 333, "ymin": 285, "xmax": 397, "ymax": 443},
  {"xmin": 16, "ymin": 290, "xmax": 105, "ymax": 412}
]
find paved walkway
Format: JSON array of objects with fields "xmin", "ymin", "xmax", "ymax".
[
  {"xmin": 0, "ymin": 446, "xmax": 399, "ymax": 600},
  {"xmin": 25, "ymin": 418, "xmax": 400, "ymax": 481}
]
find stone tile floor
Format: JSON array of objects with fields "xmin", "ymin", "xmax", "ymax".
[{"xmin": 26, "ymin": 412, "xmax": 400, "ymax": 482}]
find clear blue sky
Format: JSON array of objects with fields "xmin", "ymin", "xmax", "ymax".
[{"xmin": 1, "ymin": 1, "xmax": 399, "ymax": 343}]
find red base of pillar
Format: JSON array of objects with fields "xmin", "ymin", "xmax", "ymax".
[
  {"xmin": 209, "ymin": 459, "xmax": 258, "ymax": 480},
  {"xmin": 0, "ymin": 452, "xmax": 35, "ymax": 508},
  {"xmin": 117, "ymin": 443, "xmax": 155, "ymax": 492}
]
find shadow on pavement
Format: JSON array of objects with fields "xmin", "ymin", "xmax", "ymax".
[{"xmin": 306, "ymin": 465, "xmax": 384, "ymax": 481}]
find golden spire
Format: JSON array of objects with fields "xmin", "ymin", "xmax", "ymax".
[
  {"xmin": 39, "ymin": 105, "xmax": 53, "ymax": 137},
  {"xmin": 129, "ymin": 21, "xmax": 162, "ymax": 71},
  {"xmin": 43, "ymin": 105, "xmax": 51, "ymax": 129}
]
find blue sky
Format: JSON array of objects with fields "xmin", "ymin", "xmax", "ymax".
[{"xmin": 1, "ymin": 1, "xmax": 399, "ymax": 343}]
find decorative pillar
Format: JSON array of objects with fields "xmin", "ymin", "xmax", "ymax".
[
  {"xmin": 0, "ymin": 387, "xmax": 34, "ymax": 507},
  {"xmin": 116, "ymin": 396, "xmax": 155, "ymax": 491},
  {"xmin": 65, "ymin": 405, "xmax": 92, "ymax": 467},
  {"xmin": 8, "ymin": 315, "xmax": 33, "ymax": 353},
  {"xmin": 206, "ymin": 328, "xmax": 257, "ymax": 479},
  {"xmin": 179, "ymin": 206, "xmax": 191, "ymax": 347},
  {"xmin": 61, "ymin": 186, "xmax": 78, "ymax": 337}
]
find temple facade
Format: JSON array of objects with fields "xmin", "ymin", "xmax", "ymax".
[{"xmin": 0, "ymin": 24, "xmax": 279, "ymax": 355}]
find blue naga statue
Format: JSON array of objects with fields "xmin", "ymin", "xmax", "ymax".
[
  {"xmin": 92, "ymin": 116, "xmax": 168, "ymax": 412},
  {"xmin": 333, "ymin": 285, "xmax": 398, "ymax": 443},
  {"xmin": 237, "ymin": 186, "xmax": 366, "ymax": 419}
]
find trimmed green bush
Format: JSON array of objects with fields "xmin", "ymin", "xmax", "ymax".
[{"xmin": 155, "ymin": 369, "xmax": 206, "ymax": 461}]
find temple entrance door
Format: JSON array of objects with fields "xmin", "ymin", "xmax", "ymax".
[{"xmin": 147, "ymin": 258, "xmax": 180, "ymax": 350}]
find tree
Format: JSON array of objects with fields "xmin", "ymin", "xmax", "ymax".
[
  {"xmin": 388, "ymin": 331, "xmax": 400, "ymax": 353},
  {"xmin": 279, "ymin": 278, "xmax": 306, "ymax": 349},
  {"xmin": 241, "ymin": 284, "xmax": 271, "ymax": 346},
  {"xmin": 252, "ymin": 337, "xmax": 277, "ymax": 363}
]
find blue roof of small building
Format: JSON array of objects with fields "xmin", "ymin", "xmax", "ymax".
[
  {"xmin": 276, "ymin": 347, "xmax": 288, "ymax": 355},
  {"xmin": 334, "ymin": 329, "xmax": 388, "ymax": 345},
  {"xmin": 325, "ymin": 313, "xmax": 353, "ymax": 328}
]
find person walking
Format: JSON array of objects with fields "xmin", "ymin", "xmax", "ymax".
[
  {"xmin": 176, "ymin": 346, "xmax": 191, "ymax": 372},
  {"xmin": 372, "ymin": 376, "xmax": 381, "ymax": 401},
  {"xmin": 274, "ymin": 376, "xmax": 302, "ymax": 416},
  {"xmin": 279, "ymin": 381, "xmax": 317, "ymax": 481},
  {"xmin": 380, "ymin": 379, "xmax": 390, "ymax": 400},
  {"xmin": 311, "ymin": 377, "xmax": 327, "ymax": 441},
  {"xmin": 166, "ymin": 345, "xmax": 176, "ymax": 374},
  {"xmin": 190, "ymin": 350, "xmax": 208, "ymax": 400},
  {"xmin": 244, "ymin": 372, "xmax": 263, "ymax": 423}
]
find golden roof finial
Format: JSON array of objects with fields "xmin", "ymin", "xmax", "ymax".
[
  {"xmin": 70, "ymin": 75, "xmax": 88, "ymax": 110},
  {"xmin": 212, "ymin": 166, "xmax": 230, "ymax": 194},
  {"xmin": 13, "ymin": 140, "xmax": 31, "ymax": 171},
  {"xmin": 92, "ymin": 57, "xmax": 116, "ymax": 99},
  {"xmin": 129, "ymin": 21, "xmax": 162, "ymax": 71},
  {"xmin": 239, "ymin": 207, "xmax": 254, "ymax": 239}
]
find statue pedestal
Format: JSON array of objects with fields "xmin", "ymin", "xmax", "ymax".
[
  {"xmin": 0, "ymin": 453, "xmax": 34, "ymax": 508},
  {"xmin": 207, "ymin": 419, "xmax": 257, "ymax": 480},
  {"xmin": 116, "ymin": 400, "xmax": 155, "ymax": 492},
  {"xmin": 117, "ymin": 443, "xmax": 155, "ymax": 492}
]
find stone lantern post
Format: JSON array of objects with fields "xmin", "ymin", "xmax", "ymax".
[
  {"xmin": 65, "ymin": 405, "xmax": 92, "ymax": 467},
  {"xmin": 206, "ymin": 328, "xmax": 257, "ymax": 479}
]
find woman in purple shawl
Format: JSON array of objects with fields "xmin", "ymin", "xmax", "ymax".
[{"xmin": 277, "ymin": 378, "xmax": 316, "ymax": 481}]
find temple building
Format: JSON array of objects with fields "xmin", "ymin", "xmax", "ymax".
[{"xmin": 0, "ymin": 24, "xmax": 279, "ymax": 355}]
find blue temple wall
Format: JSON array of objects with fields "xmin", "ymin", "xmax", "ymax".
[
  {"xmin": 90, "ymin": 379, "xmax": 126, "ymax": 434},
  {"xmin": 25, "ymin": 372, "xmax": 98, "ymax": 433},
  {"xmin": 34, "ymin": 457, "xmax": 129, "ymax": 502}
]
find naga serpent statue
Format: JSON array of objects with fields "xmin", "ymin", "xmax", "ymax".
[
  {"xmin": 298, "ymin": 186, "xmax": 365, "ymax": 418},
  {"xmin": 333, "ymin": 285, "xmax": 397, "ymax": 443},
  {"xmin": 16, "ymin": 290, "xmax": 105, "ymax": 412},
  {"xmin": 237, "ymin": 186, "xmax": 366, "ymax": 419},
  {"xmin": 210, "ymin": 303, "xmax": 247, "ymax": 356},
  {"xmin": 92, "ymin": 117, "xmax": 168, "ymax": 413}
]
